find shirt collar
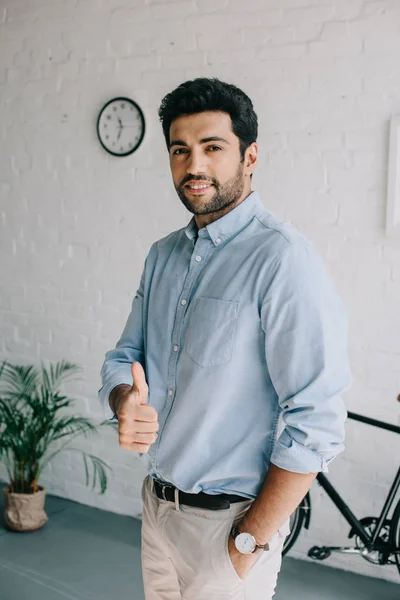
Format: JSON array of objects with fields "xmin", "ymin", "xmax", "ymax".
[{"xmin": 184, "ymin": 191, "xmax": 264, "ymax": 246}]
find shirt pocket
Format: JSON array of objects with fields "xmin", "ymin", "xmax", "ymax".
[{"xmin": 184, "ymin": 297, "xmax": 239, "ymax": 367}]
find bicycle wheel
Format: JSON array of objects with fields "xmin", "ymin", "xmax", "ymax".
[
  {"xmin": 389, "ymin": 499, "xmax": 400, "ymax": 575},
  {"xmin": 282, "ymin": 495, "xmax": 309, "ymax": 556}
]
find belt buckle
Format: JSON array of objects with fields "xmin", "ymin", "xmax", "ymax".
[{"xmin": 160, "ymin": 482, "xmax": 172, "ymax": 501}]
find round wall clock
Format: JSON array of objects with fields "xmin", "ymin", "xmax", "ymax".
[{"xmin": 96, "ymin": 97, "xmax": 145, "ymax": 157}]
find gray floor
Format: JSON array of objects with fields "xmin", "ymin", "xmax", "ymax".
[{"xmin": 0, "ymin": 489, "xmax": 398, "ymax": 600}]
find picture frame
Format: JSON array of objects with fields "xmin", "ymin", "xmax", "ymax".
[{"xmin": 386, "ymin": 115, "xmax": 400, "ymax": 236}]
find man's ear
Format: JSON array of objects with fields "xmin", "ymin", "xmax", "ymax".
[{"xmin": 245, "ymin": 142, "xmax": 258, "ymax": 176}]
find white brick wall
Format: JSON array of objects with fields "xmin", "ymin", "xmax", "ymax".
[{"xmin": 1, "ymin": 0, "xmax": 400, "ymax": 583}]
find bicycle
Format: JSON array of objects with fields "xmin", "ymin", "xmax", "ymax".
[{"xmin": 282, "ymin": 408, "xmax": 400, "ymax": 576}]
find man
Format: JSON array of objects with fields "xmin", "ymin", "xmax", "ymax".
[{"xmin": 99, "ymin": 78, "xmax": 352, "ymax": 599}]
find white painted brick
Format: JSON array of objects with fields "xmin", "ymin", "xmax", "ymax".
[
  {"xmin": 310, "ymin": 69, "xmax": 363, "ymax": 95},
  {"xmin": 308, "ymin": 37, "xmax": 363, "ymax": 58},
  {"xmin": 272, "ymin": 0, "xmax": 324, "ymax": 6},
  {"xmin": 107, "ymin": 6, "xmax": 153, "ymax": 26},
  {"xmin": 363, "ymin": 21, "xmax": 400, "ymax": 55},
  {"xmin": 282, "ymin": 5, "xmax": 335, "ymax": 25},
  {"xmin": 101, "ymin": 0, "xmax": 144, "ymax": 7},
  {"xmin": 184, "ymin": 13, "xmax": 235, "ymax": 32},
  {"xmin": 0, "ymin": 39, "xmax": 24, "ymax": 68},
  {"xmin": 391, "ymin": 265, "xmax": 400, "ymax": 282},
  {"xmin": 198, "ymin": 30, "xmax": 245, "ymax": 50},
  {"xmin": 279, "ymin": 56, "xmax": 329, "ymax": 79},
  {"xmin": 145, "ymin": 0, "xmax": 192, "ymax": 3},
  {"xmin": 242, "ymin": 27, "xmax": 271, "ymax": 48},
  {"xmin": 367, "ymin": 369, "xmax": 400, "ymax": 392},
  {"xmin": 116, "ymin": 55, "xmax": 161, "ymax": 78},
  {"xmin": 261, "ymin": 132, "xmax": 286, "ymax": 151},
  {"xmin": 293, "ymin": 22, "xmax": 323, "ymax": 43},
  {"xmin": 149, "ymin": 32, "xmax": 197, "ymax": 54},
  {"xmin": 229, "ymin": 10, "xmax": 284, "ymax": 29},
  {"xmin": 365, "ymin": 350, "xmax": 400, "ymax": 375},
  {"xmin": 329, "ymin": 163, "xmax": 385, "ymax": 192},
  {"xmin": 257, "ymin": 43, "xmax": 307, "ymax": 60},
  {"xmin": 364, "ymin": 0, "xmax": 400, "ymax": 12},
  {"xmin": 161, "ymin": 51, "xmax": 205, "ymax": 69},
  {"xmin": 332, "ymin": 0, "xmax": 364, "ymax": 20},
  {"xmin": 352, "ymin": 150, "xmax": 385, "ymax": 170},
  {"xmin": 206, "ymin": 49, "xmax": 257, "ymax": 66},
  {"xmin": 323, "ymin": 150, "xmax": 353, "ymax": 169},
  {"xmin": 267, "ymin": 27, "xmax": 295, "ymax": 44},
  {"xmin": 345, "ymin": 129, "xmax": 386, "ymax": 152},
  {"xmin": 107, "ymin": 36, "xmax": 148, "ymax": 59},
  {"xmin": 264, "ymin": 113, "xmax": 313, "ymax": 132},
  {"xmin": 288, "ymin": 131, "xmax": 342, "ymax": 152},
  {"xmin": 338, "ymin": 200, "xmax": 385, "ymax": 228},
  {"xmin": 150, "ymin": 0, "xmax": 197, "ymax": 19},
  {"xmin": 363, "ymin": 71, "xmax": 400, "ymax": 93},
  {"xmin": 196, "ymin": 0, "xmax": 230, "ymax": 13},
  {"xmin": 382, "ymin": 244, "xmax": 400, "ymax": 263},
  {"xmin": 320, "ymin": 21, "xmax": 349, "ymax": 42},
  {"xmin": 140, "ymin": 67, "xmax": 186, "ymax": 88},
  {"xmin": 300, "ymin": 194, "xmax": 339, "ymax": 227},
  {"xmin": 15, "ymin": 324, "xmax": 33, "ymax": 344},
  {"xmin": 355, "ymin": 91, "xmax": 391, "ymax": 112}
]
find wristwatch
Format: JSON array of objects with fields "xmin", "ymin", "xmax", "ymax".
[{"xmin": 230, "ymin": 525, "xmax": 270, "ymax": 555}]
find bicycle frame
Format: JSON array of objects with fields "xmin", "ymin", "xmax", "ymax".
[{"xmin": 316, "ymin": 411, "xmax": 400, "ymax": 550}]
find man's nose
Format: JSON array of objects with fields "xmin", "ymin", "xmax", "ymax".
[{"xmin": 186, "ymin": 149, "xmax": 207, "ymax": 175}]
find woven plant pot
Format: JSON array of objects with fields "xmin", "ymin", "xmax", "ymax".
[{"xmin": 4, "ymin": 487, "xmax": 48, "ymax": 532}]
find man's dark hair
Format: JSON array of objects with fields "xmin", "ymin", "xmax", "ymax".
[{"xmin": 158, "ymin": 78, "xmax": 258, "ymax": 160}]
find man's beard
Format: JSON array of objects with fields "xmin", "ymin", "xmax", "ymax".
[{"xmin": 175, "ymin": 162, "xmax": 245, "ymax": 216}]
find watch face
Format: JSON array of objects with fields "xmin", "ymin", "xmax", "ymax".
[
  {"xmin": 97, "ymin": 97, "xmax": 145, "ymax": 157},
  {"xmin": 235, "ymin": 532, "xmax": 256, "ymax": 554}
]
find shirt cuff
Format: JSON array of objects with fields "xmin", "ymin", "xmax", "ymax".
[{"xmin": 270, "ymin": 430, "xmax": 339, "ymax": 474}]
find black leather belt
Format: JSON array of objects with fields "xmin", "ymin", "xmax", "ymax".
[{"xmin": 152, "ymin": 478, "xmax": 249, "ymax": 510}]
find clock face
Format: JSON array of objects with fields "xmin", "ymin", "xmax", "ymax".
[{"xmin": 97, "ymin": 97, "xmax": 145, "ymax": 157}]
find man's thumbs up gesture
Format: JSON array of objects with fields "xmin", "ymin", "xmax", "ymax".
[{"xmin": 114, "ymin": 362, "xmax": 159, "ymax": 453}]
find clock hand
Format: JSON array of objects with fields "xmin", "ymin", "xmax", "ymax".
[{"xmin": 117, "ymin": 117, "xmax": 125, "ymax": 140}]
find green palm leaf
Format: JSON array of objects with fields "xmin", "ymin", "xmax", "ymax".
[
  {"xmin": 0, "ymin": 363, "xmax": 39, "ymax": 397},
  {"xmin": 0, "ymin": 360, "xmax": 112, "ymax": 494}
]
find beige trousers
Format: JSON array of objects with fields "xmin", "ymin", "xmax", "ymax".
[{"xmin": 141, "ymin": 474, "xmax": 290, "ymax": 600}]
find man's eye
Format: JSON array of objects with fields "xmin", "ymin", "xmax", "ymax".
[
  {"xmin": 207, "ymin": 146, "xmax": 221, "ymax": 151},
  {"xmin": 173, "ymin": 148, "xmax": 187, "ymax": 155}
]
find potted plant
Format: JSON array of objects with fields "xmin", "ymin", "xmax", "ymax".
[{"xmin": 0, "ymin": 360, "xmax": 112, "ymax": 532}]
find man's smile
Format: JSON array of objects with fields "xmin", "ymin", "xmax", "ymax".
[{"xmin": 184, "ymin": 182, "xmax": 214, "ymax": 195}]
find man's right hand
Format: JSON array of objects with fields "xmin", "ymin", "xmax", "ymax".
[{"xmin": 111, "ymin": 362, "xmax": 159, "ymax": 453}]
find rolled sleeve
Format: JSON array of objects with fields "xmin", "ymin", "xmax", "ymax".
[
  {"xmin": 262, "ymin": 241, "xmax": 352, "ymax": 474},
  {"xmin": 271, "ymin": 429, "xmax": 334, "ymax": 474}
]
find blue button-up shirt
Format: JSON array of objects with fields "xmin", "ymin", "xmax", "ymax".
[{"xmin": 99, "ymin": 191, "xmax": 352, "ymax": 499}]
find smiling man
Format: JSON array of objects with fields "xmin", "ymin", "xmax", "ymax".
[{"xmin": 99, "ymin": 78, "xmax": 352, "ymax": 599}]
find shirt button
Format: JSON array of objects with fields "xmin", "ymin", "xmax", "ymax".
[
  {"xmin": 173, "ymin": 345, "xmax": 179, "ymax": 352},
  {"xmin": 168, "ymin": 389, "xmax": 174, "ymax": 397},
  {"xmin": 181, "ymin": 299, "xmax": 187, "ymax": 305},
  {"xmin": 216, "ymin": 238, "xmax": 221, "ymax": 245},
  {"xmin": 195, "ymin": 255, "xmax": 202, "ymax": 262}
]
